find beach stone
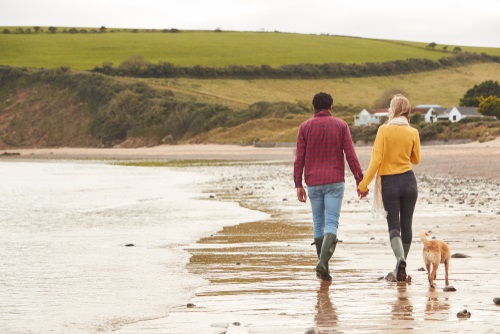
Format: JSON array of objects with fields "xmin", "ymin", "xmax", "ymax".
[
  {"xmin": 232, "ymin": 322, "xmax": 241, "ymax": 326},
  {"xmin": 456, "ymin": 309, "xmax": 471, "ymax": 318},
  {"xmin": 451, "ymin": 253, "xmax": 471, "ymax": 258},
  {"xmin": 444, "ymin": 286, "xmax": 457, "ymax": 292},
  {"xmin": 494, "ymin": 297, "xmax": 500, "ymax": 305},
  {"xmin": 304, "ymin": 328, "xmax": 318, "ymax": 334},
  {"xmin": 187, "ymin": 303, "xmax": 195, "ymax": 308},
  {"xmin": 209, "ymin": 195, "xmax": 215, "ymax": 198},
  {"xmin": 124, "ymin": 244, "xmax": 134, "ymax": 247},
  {"xmin": 282, "ymin": 198, "xmax": 287, "ymax": 201},
  {"xmin": 418, "ymin": 267, "xmax": 425, "ymax": 271},
  {"xmin": 236, "ymin": 262, "xmax": 241, "ymax": 265}
]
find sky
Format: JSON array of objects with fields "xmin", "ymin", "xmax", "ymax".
[{"xmin": 1, "ymin": 0, "xmax": 499, "ymax": 48}]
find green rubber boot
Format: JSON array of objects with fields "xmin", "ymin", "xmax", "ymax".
[
  {"xmin": 316, "ymin": 233, "xmax": 337, "ymax": 281},
  {"xmin": 312, "ymin": 238, "xmax": 323, "ymax": 259},
  {"xmin": 403, "ymin": 243, "xmax": 411, "ymax": 260},
  {"xmin": 312, "ymin": 237, "xmax": 330, "ymax": 278},
  {"xmin": 390, "ymin": 237, "xmax": 407, "ymax": 282}
]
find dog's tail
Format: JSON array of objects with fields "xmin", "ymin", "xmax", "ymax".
[{"xmin": 419, "ymin": 230, "xmax": 430, "ymax": 246}]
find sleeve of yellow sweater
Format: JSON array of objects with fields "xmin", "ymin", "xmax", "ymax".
[
  {"xmin": 411, "ymin": 130, "xmax": 421, "ymax": 165},
  {"xmin": 357, "ymin": 126, "xmax": 385, "ymax": 192}
]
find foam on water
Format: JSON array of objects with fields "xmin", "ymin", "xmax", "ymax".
[{"xmin": 0, "ymin": 161, "xmax": 268, "ymax": 333}]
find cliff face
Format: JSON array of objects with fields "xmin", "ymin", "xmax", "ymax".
[{"xmin": 0, "ymin": 85, "xmax": 98, "ymax": 149}]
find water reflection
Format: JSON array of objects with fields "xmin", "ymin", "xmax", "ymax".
[
  {"xmin": 425, "ymin": 289, "xmax": 451, "ymax": 319},
  {"xmin": 390, "ymin": 283, "xmax": 414, "ymax": 321},
  {"xmin": 314, "ymin": 280, "xmax": 338, "ymax": 334}
]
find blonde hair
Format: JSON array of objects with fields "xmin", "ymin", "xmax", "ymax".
[{"xmin": 388, "ymin": 94, "xmax": 411, "ymax": 121}]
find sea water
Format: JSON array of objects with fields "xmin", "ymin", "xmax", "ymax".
[{"xmin": 0, "ymin": 161, "xmax": 268, "ymax": 333}]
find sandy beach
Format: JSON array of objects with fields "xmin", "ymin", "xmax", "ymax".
[{"xmin": 2, "ymin": 139, "xmax": 500, "ymax": 333}]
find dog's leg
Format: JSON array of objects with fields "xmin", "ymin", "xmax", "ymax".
[
  {"xmin": 444, "ymin": 258, "xmax": 450, "ymax": 286},
  {"xmin": 430, "ymin": 262, "xmax": 439, "ymax": 288},
  {"xmin": 425, "ymin": 261, "xmax": 433, "ymax": 287}
]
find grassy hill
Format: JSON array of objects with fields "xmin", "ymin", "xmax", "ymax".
[
  {"xmin": 0, "ymin": 28, "xmax": 499, "ymax": 149},
  {"xmin": 1, "ymin": 29, "xmax": 500, "ymax": 70}
]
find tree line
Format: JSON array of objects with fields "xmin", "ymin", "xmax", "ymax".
[{"xmin": 92, "ymin": 52, "xmax": 500, "ymax": 80}]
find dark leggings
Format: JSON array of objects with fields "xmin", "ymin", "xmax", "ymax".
[{"xmin": 381, "ymin": 170, "xmax": 418, "ymax": 244}]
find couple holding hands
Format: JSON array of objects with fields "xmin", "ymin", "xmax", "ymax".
[{"xmin": 294, "ymin": 92, "xmax": 421, "ymax": 281}]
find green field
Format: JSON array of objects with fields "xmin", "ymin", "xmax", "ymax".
[
  {"xmin": 2, "ymin": 29, "xmax": 500, "ymax": 70},
  {"xmin": 129, "ymin": 63, "xmax": 500, "ymax": 108}
]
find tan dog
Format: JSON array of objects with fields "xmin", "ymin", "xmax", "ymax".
[{"xmin": 419, "ymin": 230, "xmax": 450, "ymax": 288}]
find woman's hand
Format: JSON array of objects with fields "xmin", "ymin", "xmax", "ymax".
[{"xmin": 357, "ymin": 188, "xmax": 369, "ymax": 199}]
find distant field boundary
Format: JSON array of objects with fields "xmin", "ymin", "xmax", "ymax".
[{"xmin": 92, "ymin": 52, "xmax": 500, "ymax": 79}]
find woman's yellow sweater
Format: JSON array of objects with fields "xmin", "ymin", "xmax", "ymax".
[{"xmin": 358, "ymin": 124, "xmax": 421, "ymax": 192}]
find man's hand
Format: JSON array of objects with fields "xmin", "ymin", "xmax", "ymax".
[
  {"xmin": 357, "ymin": 189, "xmax": 369, "ymax": 199},
  {"xmin": 296, "ymin": 187, "xmax": 307, "ymax": 203}
]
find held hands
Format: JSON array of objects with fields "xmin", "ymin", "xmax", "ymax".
[
  {"xmin": 296, "ymin": 187, "xmax": 307, "ymax": 203},
  {"xmin": 357, "ymin": 188, "xmax": 369, "ymax": 200}
]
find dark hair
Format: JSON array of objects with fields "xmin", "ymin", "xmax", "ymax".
[{"xmin": 312, "ymin": 92, "xmax": 333, "ymax": 111}]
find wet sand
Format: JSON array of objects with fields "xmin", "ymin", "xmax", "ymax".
[{"xmin": 3, "ymin": 139, "xmax": 500, "ymax": 333}]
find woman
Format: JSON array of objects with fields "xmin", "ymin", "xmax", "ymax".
[{"xmin": 358, "ymin": 94, "xmax": 421, "ymax": 282}]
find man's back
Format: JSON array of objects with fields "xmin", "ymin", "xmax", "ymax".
[{"xmin": 294, "ymin": 110, "xmax": 363, "ymax": 187}]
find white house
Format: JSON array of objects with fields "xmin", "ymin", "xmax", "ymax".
[
  {"xmin": 426, "ymin": 106, "xmax": 482, "ymax": 123},
  {"xmin": 354, "ymin": 108, "xmax": 389, "ymax": 126},
  {"xmin": 354, "ymin": 108, "xmax": 427, "ymax": 126},
  {"xmin": 424, "ymin": 107, "xmax": 447, "ymax": 123}
]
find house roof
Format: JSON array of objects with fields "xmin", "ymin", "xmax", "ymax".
[
  {"xmin": 365, "ymin": 108, "xmax": 427, "ymax": 115},
  {"xmin": 366, "ymin": 108, "xmax": 388, "ymax": 115},
  {"xmin": 454, "ymin": 107, "xmax": 480, "ymax": 116},
  {"xmin": 436, "ymin": 108, "xmax": 453, "ymax": 117}
]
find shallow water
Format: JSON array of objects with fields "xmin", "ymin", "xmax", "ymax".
[{"xmin": 0, "ymin": 161, "xmax": 267, "ymax": 333}]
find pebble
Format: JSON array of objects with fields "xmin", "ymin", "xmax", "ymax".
[
  {"xmin": 451, "ymin": 253, "xmax": 471, "ymax": 258},
  {"xmin": 494, "ymin": 297, "xmax": 500, "ymax": 305},
  {"xmin": 236, "ymin": 262, "xmax": 241, "ymax": 265},
  {"xmin": 187, "ymin": 303, "xmax": 195, "ymax": 308},
  {"xmin": 418, "ymin": 267, "xmax": 425, "ymax": 271},
  {"xmin": 456, "ymin": 309, "xmax": 471, "ymax": 318},
  {"xmin": 124, "ymin": 244, "xmax": 134, "ymax": 247},
  {"xmin": 232, "ymin": 322, "xmax": 241, "ymax": 326},
  {"xmin": 209, "ymin": 195, "xmax": 215, "ymax": 198},
  {"xmin": 444, "ymin": 286, "xmax": 457, "ymax": 292}
]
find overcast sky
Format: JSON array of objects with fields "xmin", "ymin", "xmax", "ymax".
[{"xmin": 1, "ymin": 0, "xmax": 499, "ymax": 47}]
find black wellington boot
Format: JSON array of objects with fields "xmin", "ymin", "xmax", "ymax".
[
  {"xmin": 312, "ymin": 237, "xmax": 329, "ymax": 279},
  {"xmin": 315, "ymin": 233, "xmax": 337, "ymax": 281}
]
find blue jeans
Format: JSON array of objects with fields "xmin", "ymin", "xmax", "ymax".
[{"xmin": 307, "ymin": 182, "xmax": 345, "ymax": 238}]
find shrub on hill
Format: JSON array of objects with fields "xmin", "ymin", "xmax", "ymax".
[
  {"xmin": 92, "ymin": 52, "xmax": 500, "ymax": 79},
  {"xmin": 0, "ymin": 66, "xmax": 310, "ymax": 147}
]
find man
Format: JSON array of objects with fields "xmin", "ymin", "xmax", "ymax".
[{"xmin": 294, "ymin": 92, "xmax": 366, "ymax": 281}]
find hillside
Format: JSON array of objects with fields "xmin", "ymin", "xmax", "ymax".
[
  {"xmin": 1, "ymin": 29, "xmax": 500, "ymax": 70},
  {"xmin": 0, "ymin": 29, "xmax": 499, "ymax": 149},
  {"xmin": 1, "ymin": 66, "xmax": 499, "ymax": 150}
]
